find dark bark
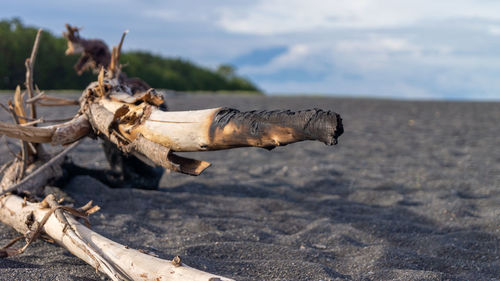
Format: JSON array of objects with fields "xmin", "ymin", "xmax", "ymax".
[{"xmin": 208, "ymin": 108, "xmax": 343, "ymax": 150}]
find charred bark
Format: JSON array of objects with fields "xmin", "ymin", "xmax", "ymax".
[{"xmin": 209, "ymin": 108, "xmax": 343, "ymax": 150}]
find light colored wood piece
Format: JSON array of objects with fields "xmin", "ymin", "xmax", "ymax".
[{"xmin": 0, "ymin": 194, "xmax": 234, "ymax": 281}]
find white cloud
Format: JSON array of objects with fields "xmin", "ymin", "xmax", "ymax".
[
  {"xmin": 265, "ymin": 44, "xmax": 311, "ymax": 70},
  {"xmin": 336, "ymin": 37, "xmax": 420, "ymax": 53},
  {"xmin": 3, "ymin": 0, "xmax": 500, "ymax": 100},
  {"xmin": 488, "ymin": 25, "xmax": 500, "ymax": 36},
  {"xmin": 240, "ymin": 35, "xmax": 442, "ymax": 78},
  {"xmin": 217, "ymin": 0, "xmax": 500, "ymax": 35},
  {"xmin": 142, "ymin": 9, "xmax": 181, "ymax": 22},
  {"xmin": 239, "ymin": 43, "xmax": 331, "ymax": 76}
]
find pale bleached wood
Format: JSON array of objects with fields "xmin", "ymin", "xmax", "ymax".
[
  {"xmin": 0, "ymin": 141, "xmax": 79, "ymax": 194},
  {"xmin": 1, "ymin": 90, "xmax": 342, "ymax": 174},
  {"xmin": 0, "ymin": 194, "xmax": 234, "ymax": 281},
  {"xmin": 0, "ymin": 26, "xmax": 240, "ymax": 281},
  {"xmin": 0, "ymin": 115, "xmax": 90, "ymax": 145},
  {"xmin": 0, "ymin": 140, "xmax": 232, "ymax": 280},
  {"xmin": 86, "ymin": 103, "xmax": 211, "ymax": 175},
  {"xmin": 97, "ymin": 98, "xmax": 217, "ymax": 151},
  {"xmin": 98, "ymin": 95, "xmax": 343, "ymax": 152},
  {"xmin": 0, "ymin": 121, "xmax": 54, "ymax": 143}
]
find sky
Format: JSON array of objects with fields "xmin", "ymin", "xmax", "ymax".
[{"xmin": 3, "ymin": 0, "xmax": 500, "ymax": 100}]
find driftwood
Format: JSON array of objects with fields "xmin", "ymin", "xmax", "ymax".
[
  {"xmin": 1, "ymin": 77, "xmax": 342, "ymax": 173},
  {"xmin": 64, "ymin": 24, "xmax": 162, "ymax": 187},
  {"xmin": 64, "ymin": 24, "xmax": 151, "ymax": 93},
  {"xmin": 63, "ymin": 24, "xmax": 111, "ymax": 75},
  {"xmin": 0, "ymin": 194, "xmax": 233, "ymax": 281},
  {"xmin": 0, "ymin": 25, "xmax": 343, "ymax": 280}
]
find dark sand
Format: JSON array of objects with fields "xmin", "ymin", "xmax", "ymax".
[{"xmin": 1, "ymin": 93, "xmax": 500, "ymax": 281}]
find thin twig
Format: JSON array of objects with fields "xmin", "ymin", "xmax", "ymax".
[
  {"xmin": 17, "ymin": 204, "xmax": 90, "ymax": 254},
  {"xmin": 1, "ymin": 235, "xmax": 24, "ymax": 251},
  {"xmin": 108, "ymin": 30, "xmax": 128, "ymax": 77},
  {"xmin": 6, "ymin": 104, "xmax": 17, "ymax": 124},
  {"xmin": 52, "ymin": 118, "xmax": 77, "ymax": 123},
  {"xmin": 0, "ymin": 160, "xmax": 13, "ymax": 176},
  {"xmin": 0, "ymin": 108, "xmax": 35, "ymax": 121},
  {"xmin": 25, "ymin": 91, "xmax": 45, "ymax": 104},
  {"xmin": 27, "ymin": 94, "xmax": 79, "ymax": 106},
  {"xmin": 116, "ymin": 30, "xmax": 128, "ymax": 62},
  {"xmin": 0, "ymin": 103, "xmax": 10, "ymax": 115},
  {"xmin": 0, "ymin": 141, "xmax": 80, "ymax": 197},
  {"xmin": 41, "ymin": 95, "xmax": 79, "ymax": 103},
  {"xmin": 43, "ymin": 117, "xmax": 75, "ymax": 123},
  {"xmin": 37, "ymin": 101, "xmax": 79, "ymax": 107},
  {"xmin": 27, "ymin": 142, "xmax": 37, "ymax": 155},
  {"xmin": 21, "ymin": 119, "xmax": 43, "ymax": 127},
  {"xmin": 1, "ymin": 114, "xmax": 74, "ymax": 124},
  {"xmin": 25, "ymin": 29, "xmax": 43, "ymax": 121}
]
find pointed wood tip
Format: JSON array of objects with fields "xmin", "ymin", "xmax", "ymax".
[{"xmin": 167, "ymin": 153, "xmax": 211, "ymax": 176}]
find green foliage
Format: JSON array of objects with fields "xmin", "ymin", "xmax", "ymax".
[
  {"xmin": 0, "ymin": 18, "xmax": 260, "ymax": 93},
  {"xmin": 0, "ymin": 18, "xmax": 95, "ymax": 90}
]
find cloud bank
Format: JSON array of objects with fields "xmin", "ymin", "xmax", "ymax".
[{"xmin": 3, "ymin": 0, "xmax": 500, "ymax": 99}]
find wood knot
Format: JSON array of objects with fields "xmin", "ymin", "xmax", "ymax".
[
  {"xmin": 171, "ymin": 255, "xmax": 182, "ymax": 267},
  {"xmin": 25, "ymin": 212, "xmax": 35, "ymax": 229}
]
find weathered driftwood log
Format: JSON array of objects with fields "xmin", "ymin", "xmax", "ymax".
[
  {"xmin": 0, "ymin": 28, "xmax": 238, "ymax": 280},
  {"xmin": 0, "ymin": 77, "xmax": 343, "ymax": 175},
  {"xmin": 61, "ymin": 24, "xmax": 343, "ymax": 180},
  {"xmin": 0, "ymin": 25, "xmax": 344, "ymax": 281},
  {"xmin": 96, "ymin": 98, "xmax": 342, "ymax": 151},
  {"xmin": 0, "ymin": 143, "xmax": 233, "ymax": 280},
  {"xmin": 0, "ymin": 194, "xmax": 233, "ymax": 281},
  {"xmin": 85, "ymin": 84, "xmax": 342, "ymax": 172},
  {"xmin": 0, "ymin": 143, "xmax": 234, "ymax": 280}
]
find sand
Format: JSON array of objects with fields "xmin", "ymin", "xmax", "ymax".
[{"xmin": 1, "ymin": 93, "xmax": 499, "ymax": 281}]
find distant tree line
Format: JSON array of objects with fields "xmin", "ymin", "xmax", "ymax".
[{"xmin": 0, "ymin": 18, "xmax": 260, "ymax": 92}]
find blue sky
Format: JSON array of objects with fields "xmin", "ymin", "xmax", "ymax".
[{"xmin": 3, "ymin": 0, "xmax": 500, "ymax": 100}]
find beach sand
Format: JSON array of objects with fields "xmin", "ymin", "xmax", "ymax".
[{"xmin": 1, "ymin": 93, "xmax": 499, "ymax": 280}]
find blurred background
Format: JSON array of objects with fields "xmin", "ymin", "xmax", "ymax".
[{"xmin": 2, "ymin": 0, "xmax": 500, "ymax": 100}]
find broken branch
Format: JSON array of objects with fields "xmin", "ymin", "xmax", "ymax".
[
  {"xmin": 0, "ymin": 194, "xmax": 234, "ymax": 281},
  {"xmin": 26, "ymin": 92, "xmax": 79, "ymax": 106},
  {"xmin": 97, "ymin": 97, "xmax": 342, "ymax": 152},
  {"xmin": 0, "ymin": 115, "xmax": 90, "ymax": 145},
  {"xmin": 25, "ymin": 28, "xmax": 42, "ymax": 120}
]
